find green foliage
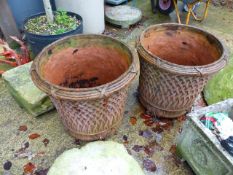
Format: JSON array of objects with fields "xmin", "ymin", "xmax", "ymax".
[
  {"xmin": 204, "ymin": 55, "xmax": 233, "ymax": 105},
  {"xmin": 25, "ymin": 11, "xmax": 80, "ymax": 35},
  {"xmin": 54, "ymin": 11, "xmax": 77, "ymax": 34},
  {"xmin": 55, "ymin": 11, "xmax": 71, "ymax": 25}
]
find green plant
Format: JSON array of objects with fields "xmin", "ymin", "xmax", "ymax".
[
  {"xmin": 54, "ymin": 11, "xmax": 77, "ymax": 34},
  {"xmin": 56, "ymin": 11, "xmax": 73, "ymax": 26},
  {"xmin": 0, "ymin": 36, "xmax": 31, "ymax": 74},
  {"xmin": 25, "ymin": 11, "xmax": 80, "ymax": 35},
  {"xmin": 27, "ymin": 0, "xmax": 79, "ymax": 35}
]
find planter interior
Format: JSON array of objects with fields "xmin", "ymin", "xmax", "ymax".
[
  {"xmin": 141, "ymin": 25, "xmax": 222, "ymax": 66},
  {"xmin": 32, "ymin": 34, "xmax": 137, "ymax": 99},
  {"xmin": 41, "ymin": 40, "xmax": 131, "ymax": 89}
]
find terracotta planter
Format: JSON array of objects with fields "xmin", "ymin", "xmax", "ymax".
[
  {"xmin": 137, "ymin": 23, "xmax": 228, "ymax": 118},
  {"xmin": 30, "ymin": 34, "xmax": 139, "ymax": 141}
]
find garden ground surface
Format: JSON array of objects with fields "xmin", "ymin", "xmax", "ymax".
[{"xmin": 0, "ymin": 0, "xmax": 233, "ymax": 174}]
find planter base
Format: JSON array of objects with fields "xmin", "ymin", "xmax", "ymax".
[
  {"xmin": 139, "ymin": 96, "xmax": 186, "ymax": 118},
  {"xmin": 64, "ymin": 119, "xmax": 121, "ymax": 141}
]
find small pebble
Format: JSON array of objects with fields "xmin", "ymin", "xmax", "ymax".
[
  {"xmin": 132, "ymin": 145, "xmax": 144, "ymax": 152},
  {"xmin": 154, "ymin": 133, "xmax": 163, "ymax": 143},
  {"xmin": 43, "ymin": 138, "xmax": 50, "ymax": 147},
  {"xmin": 18, "ymin": 125, "xmax": 28, "ymax": 132},
  {"xmin": 3, "ymin": 160, "xmax": 12, "ymax": 171},
  {"xmin": 143, "ymin": 159, "xmax": 157, "ymax": 172},
  {"xmin": 29, "ymin": 133, "xmax": 41, "ymax": 140},
  {"xmin": 35, "ymin": 168, "xmax": 49, "ymax": 175},
  {"xmin": 123, "ymin": 135, "xmax": 128, "ymax": 141},
  {"xmin": 74, "ymin": 139, "xmax": 81, "ymax": 145},
  {"xmin": 139, "ymin": 129, "xmax": 153, "ymax": 139},
  {"xmin": 152, "ymin": 125, "xmax": 164, "ymax": 134},
  {"xmin": 24, "ymin": 142, "xmax": 30, "ymax": 149}
]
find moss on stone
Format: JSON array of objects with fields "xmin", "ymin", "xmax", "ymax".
[
  {"xmin": 2, "ymin": 62, "xmax": 54, "ymax": 116},
  {"xmin": 48, "ymin": 141, "xmax": 145, "ymax": 175},
  {"xmin": 204, "ymin": 55, "xmax": 233, "ymax": 105}
]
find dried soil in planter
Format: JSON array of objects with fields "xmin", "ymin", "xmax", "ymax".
[
  {"xmin": 42, "ymin": 46, "xmax": 130, "ymax": 88},
  {"xmin": 141, "ymin": 29, "xmax": 221, "ymax": 66}
]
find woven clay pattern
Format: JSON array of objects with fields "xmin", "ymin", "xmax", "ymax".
[
  {"xmin": 137, "ymin": 24, "xmax": 228, "ymax": 118},
  {"xmin": 139, "ymin": 58, "xmax": 210, "ymax": 117},
  {"xmin": 50, "ymin": 88, "xmax": 128, "ymax": 140}
]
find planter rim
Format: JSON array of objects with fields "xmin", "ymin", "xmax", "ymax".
[
  {"xmin": 23, "ymin": 11, "xmax": 83, "ymax": 37},
  {"xmin": 30, "ymin": 34, "xmax": 139, "ymax": 101},
  {"xmin": 137, "ymin": 23, "xmax": 229, "ymax": 76}
]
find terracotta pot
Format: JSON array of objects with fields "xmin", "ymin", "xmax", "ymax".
[
  {"xmin": 31, "ymin": 34, "xmax": 139, "ymax": 141},
  {"xmin": 137, "ymin": 23, "xmax": 228, "ymax": 118}
]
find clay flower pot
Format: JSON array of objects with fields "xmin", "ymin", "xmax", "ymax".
[
  {"xmin": 31, "ymin": 34, "xmax": 139, "ymax": 141},
  {"xmin": 137, "ymin": 23, "xmax": 228, "ymax": 118}
]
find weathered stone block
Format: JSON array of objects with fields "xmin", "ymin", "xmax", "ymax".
[
  {"xmin": 48, "ymin": 141, "xmax": 145, "ymax": 175},
  {"xmin": 176, "ymin": 99, "xmax": 233, "ymax": 175},
  {"xmin": 2, "ymin": 62, "xmax": 54, "ymax": 116}
]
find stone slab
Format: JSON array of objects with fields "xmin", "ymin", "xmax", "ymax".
[
  {"xmin": 176, "ymin": 99, "xmax": 233, "ymax": 175},
  {"xmin": 48, "ymin": 141, "xmax": 145, "ymax": 175},
  {"xmin": 105, "ymin": 5, "xmax": 142, "ymax": 28},
  {"xmin": 106, "ymin": 0, "xmax": 128, "ymax": 5},
  {"xmin": 2, "ymin": 61, "xmax": 54, "ymax": 116}
]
